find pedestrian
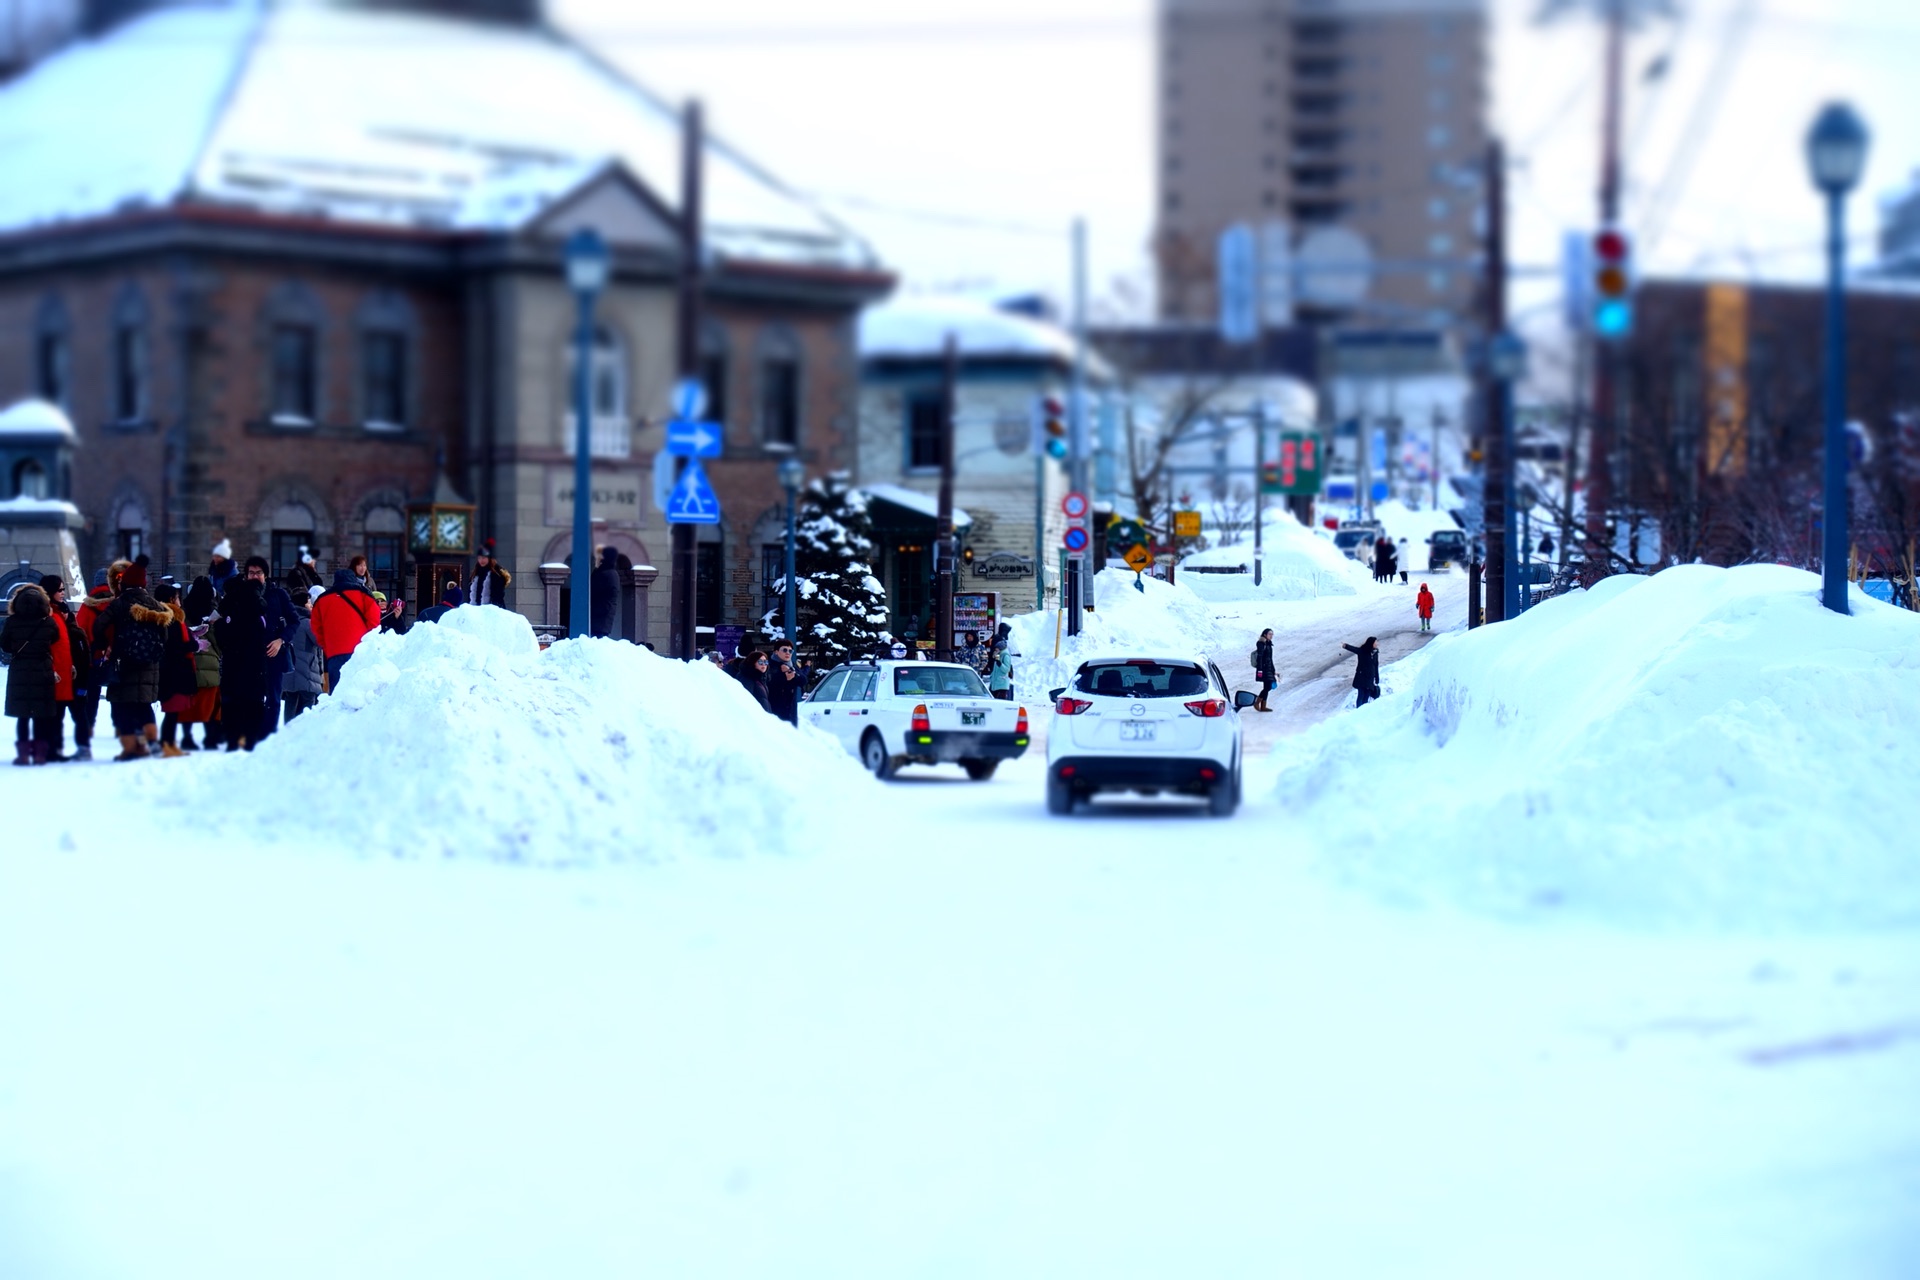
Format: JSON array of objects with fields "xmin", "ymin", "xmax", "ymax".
[
  {"xmin": 765, "ymin": 639, "xmax": 803, "ymax": 725},
  {"xmin": 733, "ymin": 649, "xmax": 772, "ymax": 711},
  {"xmin": 469, "ymin": 539, "xmax": 511, "ymax": 608},
  {"xmin": 1416, "ymin": 583, "xmax": 1435, "ymax": 633},
  {"xmin": 417, "ymin": 584, "xmax": 463, "ymax": 624},
  {"xmin": 375, "ymin": 591, "xmax": 411, "ymax": 636},
  {"xmin": 310, "ymin": 565, "xmax": 382, "ymax": 694},
  {"xmin": 182, "ymin": 575, "xmax": 222, "ymax": 749},
  {"xmin": 243, "ymin": 556, "xmax": 301, "ymax": 743},
  {"xmin": 589, "ymin": 546, "xmax": 621, "ymax": 637},
  {"xmin": 287, "ymin": 546, "xmax": 322, "ymax": 597},
  {"xmin": 3, "ymin": 583, "xmax": 63, "ymax": 765},
  {"xmin": 207, "ymin": 537, "xmax": 237, "ymax": 595},
  {"xmin": 1341, "ymin": 636, "xmax": 1382, "ymax": 708},
  {"xmin": 1397, "ymin": 537, "xmax": 1411, "ymax": 585},
  {"xmin": 41, "ymin": 574, "xmax": 94, "ymax": 760},
  {"xmin": 214, "ymin": 571, "xmax": 269, "ymax": 752},
  {"xmin": 154, "ymin": 581, "xmax": 199, "ymax": 758},
  {"xmin": 1251, "ymin": 627, "xmax": 1276, "ymax": 712},
  {"xmin": 97, "ymin": 556, "xmax": 171, "ymax": 760},
  {"xmin": 957, "ymin": 630, "xmax": 985, "ymax": 675},
  {"xmin": 987, "ymin": 640, "xmax": 1014, "ymax": 701},
  {"xmin": 283, "ymin": 585, "xmax": 326, "ymax": 722}
]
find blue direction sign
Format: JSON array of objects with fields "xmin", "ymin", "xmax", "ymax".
[
  {"xmin": 666, "ymin": 456, "xmax": 721, "ymax": 525},
  {"xmin": 665, "ymin": 417, "xmax": 723, "ymax": 458}
]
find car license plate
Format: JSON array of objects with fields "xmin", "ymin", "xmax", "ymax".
[
  {"xmin": 1118, "ymin": 722, "xmax": 1155, "ymax": 742},
  {"xmin": 961, "ymin": 711, "xmax": 985, "ymax": 726}
]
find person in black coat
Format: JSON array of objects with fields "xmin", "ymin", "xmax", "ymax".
[
  {"xmin": 215, "ymin": 575, "xmax": 270, "ymax": 751},
  {"xmin": 589, "ymin": 546, "xmax": 621, "ymax": 638},
  {"xmin": 764, "ymin": 639, "xmax": 802, "ymax": 725},
  {"xmin": 245, "ymin": 557, "xmax": 301, "ymax": 744},
  {"xmin": 1341, "ymin": 636, "xmax": 1382, "ymax": 708},
  {"xmin": 1251, "ymin": 628, "xmax": 1277, "ymax": 712},
  {"xmin": 732, "ymin": 649, "xmax": 773, "ymax": 712},
  {"xmin": 3, "ymin": 584, "xmax": 62, "ymax": 765},
  {"xmin": 99, "ymin": 558, "xmax": 172, "ymax": 759}
]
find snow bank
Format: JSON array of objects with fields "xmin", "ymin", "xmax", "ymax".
[
  {"xmin": 1273, "ymin": 566, "xmax": 1920, "ymax": 930},
  {"xmin": 1180, "ymin": 508, "xmax": 1373, "ymax": 603},
  {"xmin": 1006, "ymin": 572, "xmax": 1220, "ymax": 701},
  {"xmin": 1372, "ymin": 498, "xmax": 1461, "ymax": 550},
  {"xmin": 91, "ymin": 607, "xmax": 872, "ymax": 866}
]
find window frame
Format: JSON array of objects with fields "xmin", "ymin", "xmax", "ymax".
[
  {"xmin": 271, "ymin": 323, "xmax": 319, "ymax": 424},
  {"xmin": 905, "ymin": 390, "xmax": 944, "ymax": 473},
  {"xmin": 361, "ymin": 329, "xmax": 408, "ymax": 430}
]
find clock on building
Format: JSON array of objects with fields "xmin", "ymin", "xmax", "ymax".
[
  {"xmin": 436, "ymin": 510, "xmax": 471, "ymax": 552},
  {"xmin": 411, "ymin": 512, "xmax": 433, "ymax": 552},
  {"xmin": 406, "ymin": 501, "xmax": 476, "ymax": 554}
]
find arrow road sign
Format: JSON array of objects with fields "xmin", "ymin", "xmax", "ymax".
[
  {"xmin": 1062, "ymin": 526, "xmax": 1089, "ymax": 553},
  {"xmin": 666, "ymin": 456, "xmax": 721, "ymax": 525},
  {"xmin": 666, "ymin": 418, "xmax": 723, "ymax": 458}
]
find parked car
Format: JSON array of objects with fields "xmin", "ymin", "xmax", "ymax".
[
  {"xmin": 1428, "ymin": 528, "xmax": 1469, "ymax": 569},
  {"xmin": 1045, "ymin": 656, "xmax": 1252, "ymax": 817},
  {"xmin": 1332, "ymin": 529, "xmax": 1376, "ymax": 564},
  {"xmin": 803, "ymin": 659, "xmax": 1029, "ymax": 781}
]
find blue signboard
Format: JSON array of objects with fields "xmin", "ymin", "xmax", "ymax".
[
  {"xmin": 1217, "ymin": 223, "xmax": 1259, "ymax": 345},
  {"xmin": 666, "ymin": 418, "xmax": 723, "ymax": 458},
  {"xmin": 666, "ymin": 456, "xmax": 721, "ymax": 525}
]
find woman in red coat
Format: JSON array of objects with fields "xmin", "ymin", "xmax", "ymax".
[{"xmin": 1416, "ymin": 583, "xmax": 1436, "ymax": 633}]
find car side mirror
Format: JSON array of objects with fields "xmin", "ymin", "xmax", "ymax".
[
  {"xmin": 1048, "ymin": 687, "xmax": 1065, "ymax": 702},
  {"xmin": 1233, "ymin": 690, "xmax": 1258, "ymax": 710}
]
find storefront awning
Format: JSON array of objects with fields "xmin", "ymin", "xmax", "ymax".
[{"xmin": 861, "ymin": 483, "xmax": 972, "ymax": 532}]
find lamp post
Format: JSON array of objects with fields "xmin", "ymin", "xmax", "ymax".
[
  {"xmin": 1488, "ymin": 330, "xmax": 1528, "ymax": 622},
  {"xmin": 778, "ymin": 454, "xmax": 804, "ymax": 646},
  {"xmin": 564, "ymin": 227, "xmax": 609, "ymax": 639},
  {"xmin": 1806, "ymin": 102, "xmax": 1869, "ymax": 615}
]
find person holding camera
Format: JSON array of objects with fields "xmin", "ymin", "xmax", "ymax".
[{"xmin": 765, "ymin": 640, "xmax": 803, "ymax": 725}]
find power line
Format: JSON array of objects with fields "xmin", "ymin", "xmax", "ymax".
[{"xmin": 1638, "ymin": 0, "xmax": 1761, "ymax": 256}]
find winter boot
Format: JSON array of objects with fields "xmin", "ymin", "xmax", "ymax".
[
  {"xmin": 160, "ymin": 743, "xmax": 186, "ymax": 759},
  {"xmin": 115, "ymin": 735, "xmax": 145, "ymax": 762},
  {"xmin": 11, "ymin": 740, "xmax": 30, "ymax": 767},
  {"xmin": 72, "ymin": 743, "xmax": 92, "ymax": 762},
  {"xmin": 180, "ymin": 729, "xmax": 198, "ymax": 752}
]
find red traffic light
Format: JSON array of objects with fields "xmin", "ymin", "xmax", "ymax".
[{"xmin": 1594, "ymin": 229, "xmax": 1628, "ymax": 262}]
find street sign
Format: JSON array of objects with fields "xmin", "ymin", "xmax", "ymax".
[
  {"xmin": 665, "ymin": 417, "xmax": 723, "ymax": 458},
  {"xmin": 1173, "ymin": 510, "xmax": 1202, "ymax": 539},
  {"xmin": 665, "ymin": 456, "xmax": 721, "ymax": 525},
  {"xmin": 1261, "ymin": 432, "xmax": 1323, "ymax": 496},
  {"xmin": 1061, "ymin": 491, "xmax": 1090, "ymax": 520},
  {"xmin": 1218, "ymin": 222, "xmax": 1259, "ymax": 344},
  {"xmin": 1062, "ymin": 526, "xmax": 1089, "ymax": 553},
  {"xmin": 1122, "ymin": 544, "xmax": 1154, "ymax": 573},
  {"xmin": 1107, "ymin": 518, "xmax": 1148, "ymax": 551},
  {"xmin": 671, "ymin": 376, "xmax": 707, "ymax": 421},
  {"xmin": 651, "ymin": 449, "xmax": 674, "ymax": 514}
]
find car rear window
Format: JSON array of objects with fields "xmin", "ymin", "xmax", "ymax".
[
  {"xmin": 1074, "ymin": 661, "xmax": 1210, "ymax": 699},
  {"xmin": 893, "ymin": 666, "xmax": 988, "ymax": 697}
]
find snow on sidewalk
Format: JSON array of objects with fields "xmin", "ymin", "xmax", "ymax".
[{"xmin": 1272, "ymin": 565, "xmax": 1920, "ymax": 929}]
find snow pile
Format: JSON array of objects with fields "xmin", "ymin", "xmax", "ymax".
[
  {"xmin": 1006, "ymin": 571, "xmax": 1221, "ymax": 700},
  {"xmin": 859, "ymin": 295, "xmax": 1089, "ymax": 365},
  {"xmin": 1180, "ymin": 508, "xmax": 1373, "ymax": 603},
  {"xmin": 1372, "ymin": 498, "xmax": 1462, "ymax": 551},
  {"xmin": 1273, "ymin": 566, "xmax": 1920, "ymax": 929},
  {"xmin": 137, "ymin": 607, "xmax": 870, "ymax": 865}
]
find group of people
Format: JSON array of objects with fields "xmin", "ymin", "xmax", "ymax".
[
  {"xmin": 2, "ymin": 537, "xmax": 517, "ymax": 765},
  {"xmin": 1372, "ymin": 535, "xmax": 1411, "ymax": 585}
]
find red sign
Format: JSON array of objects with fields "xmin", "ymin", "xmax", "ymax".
[{"xmin": 1279, "ymin": 438, "xmax": 1297, "ymax": 489}]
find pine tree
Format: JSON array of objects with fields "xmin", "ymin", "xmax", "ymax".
[{"xmin": 759, "ymin": 471, "xmax": 892, "ymax": 661}]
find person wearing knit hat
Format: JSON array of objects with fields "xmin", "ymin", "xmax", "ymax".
[
  {"xmin": 286, "ymin": 544, "xmax": 322, "ymax": 597},
  {"xmin": 3, "ymin": 583, "xmax": 62, "ymax": 765},
  {"xmin": 468, "ymin": 539, "xmax": 511, "ymax": 609},
  {"xmin": 38, "ymin": 574, "xmax": 93, "ymax": 761},
  {"xmin": 97, "ymin": 556, "xmax": 172, "ymax": 760},
  {"xmin": 208, "ymin": 538, "xmax": 236, "ymax": 595},
  {"xmin": 283, "ymin": 584, "xmax": 326, "ymax": 723},
  {"xmin": 90, "ymin": 568, "xmax": 108, "ymax": 590}
]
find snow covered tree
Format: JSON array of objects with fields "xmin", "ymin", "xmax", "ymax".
[{"xmin": 759, "ymin": 471, "xmax": 892, "ymax": 660}]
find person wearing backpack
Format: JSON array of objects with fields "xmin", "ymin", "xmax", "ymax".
[
  {"xmin": 1250, "ymin": 628, "xmax": 1277, "ymax": 712},
  {"xmin": 97, "ymin": 556, "xmax": 172, "ymax": 760},
  {"xmin": 311, "ymin": 565, "xmax": 383, "ymax": 694},
  {"xmin": 3, "ymin": 583, "xmax": 63, "ymax": 765}
]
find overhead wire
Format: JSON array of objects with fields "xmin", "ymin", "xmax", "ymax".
[{"xmin": 1637, "ymin": 0, "xmax": 1762, "ymax": 257}]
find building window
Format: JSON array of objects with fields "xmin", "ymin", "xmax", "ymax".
[
  {"xmin": 35, "ymin": 332, "xmax": 68, "ymax": 408},
  {"xmin": 362, "ymin": 331, "xmax": 407, "ymax": 428},
  {"xmin": 1428, "ymin": 125, "xmax": 1452, "ymax": 150},
  {"xmin": 113, "ymin": 324, "xmax": 148, "ymax": 422},
  {"xmin": 906, "ymin": 391, "xmax": 944, "ymax": 471},
  {"xmin": 759, "ymin": 335, "xmax": 801, "ymax": 447},
  {"xmin": 271, "ymin": 324, "xmax": 317, "ymax": 422},
  {"xmin": 761, "ymin": 542, "xmax": 785, "ymax": 612},
  {"xmin": 695, "ymin": 541, "xmax": 723, "ymax": 629},
  {"xmin": 700, "ymin": 322, "xmax": 730, "ymax": 427},
  {"xmin": 1429, "ymin": 234, "xmax": 1454, "ymax": 255},
  {"xmin": 565, "ymin": 326, "xmax": 630, "ymax": 457},
  {"xmin": 118, "ymin": 528, "xmax": 143, "ymax": 561},
  {"xmin": 1429, "ymin": 271, "xmax": 1450, "ymax": 296},
  {"xmin": 366, "ymin": 535, "xmax": 402, "ymax": 599},
  {"xmin": 12, "ymin": 458, "xmax": 47, "ymax": 500}
]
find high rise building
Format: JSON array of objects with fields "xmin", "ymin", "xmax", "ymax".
[{"xmin": 1155, "ymin": 0, "xmax": 1488, "ymax": 327}]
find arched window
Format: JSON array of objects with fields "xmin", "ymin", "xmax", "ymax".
[
  {"xmin": 12, "ymin": 459, "xmax": 48, "ymax": 501},
  {"xmin": 700, "ymin": 320, "xmax": 730, "ymax": 428},
  {"xmin": 565, "ymin": 325, "xmax": 629, "ymax": 458},
  {"xmin": 269, "ymin": 501, "xmax": 317, "ymax": 581}
]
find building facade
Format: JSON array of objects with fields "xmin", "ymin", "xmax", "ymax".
[{"xmin": 1156, "ymin": 0, "xmax": 1487, "ymax": 326}]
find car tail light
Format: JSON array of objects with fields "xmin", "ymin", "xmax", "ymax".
[
  {"xmin": 911, "ymin": 704, "xmax": 930, "ymax": 733},
  {"xmin": 1056, "ymin": 696, "xmax": 1092, "ymax": 716},
  {"xmin": 1184, "ymin": 698, "xmax": 1226, "ymax": 718},
  {"xmin": 1199, "ymin": 767, "xmax": 1217, "ymax": 781},
  {"xmin": 1015, "ymin": 706, "xmax": 1028, "ymax": 735}
]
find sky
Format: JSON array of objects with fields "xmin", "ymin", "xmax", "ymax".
[{"xmin": 556, "ymin": 0, "xmax": 1920, "ymax": 339}]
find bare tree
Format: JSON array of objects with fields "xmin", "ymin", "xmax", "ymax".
[{"xmin": 1205, "ymin": 483, "xmax": 1256, "ymax": 547}]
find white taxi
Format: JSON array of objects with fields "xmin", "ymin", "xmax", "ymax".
[
  {"xmin": 804, "ymin": 659, "xmax": 1030, "ymax": 781},
  {"xmin": 1045, "ymin": 656, "xmax": 1253, "ymax": 816}
]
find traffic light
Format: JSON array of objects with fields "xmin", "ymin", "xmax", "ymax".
[
  {"xmin": 1035, "ymin": 395, "xmax": 1069, "ymax": 461},
  {"xmin": 1593, "ymin": 227, "xmax": 1632, "ymax": 340}
]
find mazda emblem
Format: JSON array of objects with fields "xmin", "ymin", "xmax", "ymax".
[{"xmin": 1130, "ymin": 703, "xmax": 1145, "ymax": 717}]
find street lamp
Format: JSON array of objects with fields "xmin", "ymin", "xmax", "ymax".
[
  {"xmin": 778, "ymin": 454, "xmax": 805, "ymax": 645},
  {"xmin": 564, "ymin": 226, "xmax": 609, "ymax": 639},
  {"xmin": 1488, "ymin": 330, "xmax": 1528, "ymax": 621},
  {"xmin": 1806, "ymin": 102, "xmax": 1869, "ymax": 615}
]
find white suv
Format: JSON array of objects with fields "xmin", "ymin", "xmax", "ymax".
[
  {"xmin": 1045, "ymin": 656, "xmax": 1252, "ymax": 816},
  {"xmin": 803, "ymin": 659, "xmax": 1030, "ymax": 781}
]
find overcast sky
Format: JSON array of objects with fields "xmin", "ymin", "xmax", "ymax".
[{"xmin": 557, "ymin": 0, "xmax": 1919, "ymax": 331}]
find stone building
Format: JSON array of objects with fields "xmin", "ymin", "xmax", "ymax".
[
  {"xmin": 855, "ymin": 298, "xmax": 1110, "ymax": 638},
  {"xmin": 0, "ymin": 0, "xmax": 890, "ymax": 638}
]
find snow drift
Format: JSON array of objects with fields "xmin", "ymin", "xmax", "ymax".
[
  {"xmin": 1180, "ymin": 507, "xmax": 1374, "ymax": 604},
  {"xmin": 62, "ymin": 607, "xmax": 871, "ymax": 865},
  {"xmin": 1006, "ymin": 572, "xmax": 1221, "ymax": 702},
  {"xmin": 1273, "ymin": 565, "xmax": 1920, "ymax": 929}
]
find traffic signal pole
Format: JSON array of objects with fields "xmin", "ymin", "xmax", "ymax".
[
  {"xmin": 936, "ymin": 334, "xmax": 958, "ymax": 658},
  {"xmin": 1067, "ymin": 217, "xmax": 1089, "ymax": 638},
  {"xmin": 669, "ymin": 100, "xmax": 704, "ymax": 660},
  {"xmin": 1585, "ymin": 0, "xmax": 1628, "ymax": 573}
]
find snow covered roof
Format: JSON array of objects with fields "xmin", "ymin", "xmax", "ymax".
[
  {"xmin": 0, "ymin": 2, "xmax": 876, "ymax": 271},
  {"xmin": 0, "ymin": 398, "xmax": 78, "ymax": 441},
  {"xmin": 860, "ymin": 483, "xmax": 972, "ymax": 530},
  {"xmin": 861, "ymin": 297, "xmax": 1110, "ymax": 376}
]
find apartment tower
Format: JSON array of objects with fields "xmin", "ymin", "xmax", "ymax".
[{"xmin": 1156, "ymin": 0, "xmax": 1488, "ymax": 327}]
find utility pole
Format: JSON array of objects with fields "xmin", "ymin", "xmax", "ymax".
[
  {"xmin": 1430, "ymin": 406, "xmax": 1443, "ymax": 512},
  {"xmin": 1252, "ymin": 402, "xmax": 1265, "ymax": 586},
  {"xmin": 668, "ymin": 100, "xmax": 704, "ymax": 660},
  {"xmin": 1482, "ymin": 136, "xmax": 1509, "ymax": 624},
  {"xmin": 935, "ymin": 333, "xmax": 958, "ymax": 658},
  {"xmin": 1585, "ymin": 0, "xmax": 1628, "ymax": 572},
  {"xmin": 1066, "ymin": 217, "xmax": 1089, "ymax": 637}
]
